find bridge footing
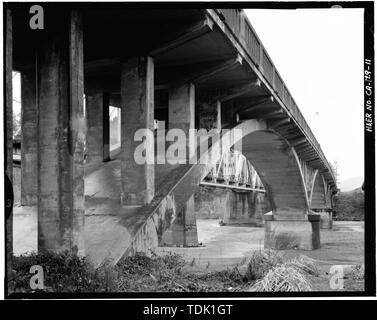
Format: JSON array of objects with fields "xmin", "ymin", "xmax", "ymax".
[
  {"xmin": 160, "ymin": 195, "xmax": 199, "ymax": 247},
  {"xmin": 318, "ymin": 209, "xmax": 333, "ymax": 229},
  {"xmin": 264, "ymin": 213, "xmax": 321, "ymax": 250}
]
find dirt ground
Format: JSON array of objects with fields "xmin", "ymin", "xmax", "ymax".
[{"xmin": 158, "ymin": 219, "xmax": 365, "ymax": 291}]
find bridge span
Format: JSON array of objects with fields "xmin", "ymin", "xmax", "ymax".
[{"xmin": 6, "ymin": 5, "xmax": 337, "ymax": 265}]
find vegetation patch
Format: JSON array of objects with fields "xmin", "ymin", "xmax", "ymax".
[
  {"xmin": 333, "ymin": 189, "xmax": 364, "ymax": 221},
  {"xmin": 9, "ymin": 250, "xmax": 326, "ymax": 293}
]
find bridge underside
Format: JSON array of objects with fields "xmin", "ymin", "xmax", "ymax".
[{"xmin": 6, "ymin": 5, "xmax": 336, "ymax": 265}]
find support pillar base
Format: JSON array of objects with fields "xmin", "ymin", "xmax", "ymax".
[
  {"xmin": 264, "ymin": 213, "xmax": 320, "ymax": 250},
  {"xmin": 318, "ymin": 209, "xmax": 333, "ymax": 229},
  {"xmin": 160, "ymin": 196, "xmax": 199, "ymax": 247}
]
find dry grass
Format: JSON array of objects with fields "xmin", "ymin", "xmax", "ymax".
[
  {"xmin": 245, "ymin": 250, "xmax": 283, "ymax": 281},
  {"xmin": 249, "ymin": 266, "xmax": 312, "ymax": 292},
  {"xmin": 284, "ymin": 255, "xmax": 320, "ymax": 276}
]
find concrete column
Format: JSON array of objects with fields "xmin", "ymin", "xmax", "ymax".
[
  {"xmin": 86, "ymin": 92, "xmax": 110, "ymax": 165},
  {"xmin": 5, "ymin": 9, "xmax": 13, "ymax": 182},
  {"xmin": 162, "ymin": 83, "xmax": 199, "ymax": 246},
  {"xmin": 5, "ymin": 8, "xmax": 13, "ymax": 283},
  {"xmin": 169, "ymin": 83, "xmax": 195, "ymax": 132},
  {"xmin": 224, "ymin": 191, "xmax": 267, "ymax": 226},
  {"xmin": 161, "ymin": 195, "xmax": 198, "ymax": 247},
  {"xmin": 120, "ymin": 56, "xmax": 154, "ymax": 205},
  {"xmin": 37, "ymin": 10, "xmax": 85, "ymax": 254},
  {"xmin": 197, "ymin": 99, "xmax": 221, "ymax": 131},
  {"xmin": 21, "ymin": 69, "xmax": 38, "ymax": 206},
  {"xmin": 195, "ymin": 187, "xmax": 231, "ymax": 219}
]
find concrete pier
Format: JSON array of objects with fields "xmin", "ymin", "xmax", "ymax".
[
  {"xmin": 162, "ymin": 83, "xmax": 199, "ymax": 246},
  {"xmin": 161, "ymin": 195, "xmax": 198, "ymax": 247},
  {"xmin": 37, "ymin": 10, "xmax": 85, "ymax": 254},
  {"xmin": 120, "ymin": 56, "xmax": 155, "ymax": 205},
  {"xmin": 86, "ymin": 92, "xmax": 110, "ymax": 165},
  {"xmin": 21, "ymin": 69, "xmax": 38, "ymax": 206}
]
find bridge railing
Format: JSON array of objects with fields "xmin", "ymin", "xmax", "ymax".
[{"xmin": 214, "ymin": 9, "xmax": 335, "ymax": 185}]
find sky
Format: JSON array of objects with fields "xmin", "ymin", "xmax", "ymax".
[{"xmin": 245, "ymin": 8, "xmax": 364, "ymax": 189}]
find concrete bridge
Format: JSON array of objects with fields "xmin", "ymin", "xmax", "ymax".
[{"xmin": 5, "ymin": 5, "xmax": 337, "ymax": 266}]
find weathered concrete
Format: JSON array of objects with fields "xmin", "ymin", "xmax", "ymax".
[
  {"xmin": 163, "ymin": 83, "xmax": 199, "ymax": 246},
  {"xmin": 37, "ymin": 10, "xmax": 85, "ymax": 254},
  {"xmin": 264, "ymin": 212, "xmax": 321, "ymax": 250},
  {"xmin": 161, "ymin": 195, "xmax": 199, "ymax": 247},
  {"xmin": 195, "ymin": 186, "xmax": 270, "ymax": 226},
  {"xmin": 196, "ymin": 99, "xmax": 221, "ymax": 130},
  {"xmin": 5, "ymin": 8, "xmax": 13, "ymax": 282},
  {"xmin": 86, "ymin": 92, "xmax": 110, "ymax": 165},
  {"xmin": 317, "ymin": 209, "xmax": 333, "ymax": 229},
  {"xmin": 225, "ymin": 191, "xmax": 269, "ymax": 226},
  {"xmin": 21, "ymin": 69, "xmax": 38, "ymax": 206},
  {"xmin": 169, "ymin": 83, "xmax": 195, "ymax": 133},
  {"xmin": 120, "ymin": 56, "xmax": 155, "ymax": 205},
  {"xmin": 195, "ymin": 187, "xmax": 231, "ymax": 219}
]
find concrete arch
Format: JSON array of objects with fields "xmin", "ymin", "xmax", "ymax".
[
  {"xmin": 127, "ymin": 120, "xmax": 320, "ymax": 256},
  {"xmin": 241, "ymin": 129, "xmax": 310, "ymax": 219}
]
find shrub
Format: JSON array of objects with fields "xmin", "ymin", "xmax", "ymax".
[
  {"xmin": 349, "ymin": 265, "xmax": 364, "ymax": 280},
  {"xmin": 9, "ymin": 251, "xmax": 116, "ymax": 293}
]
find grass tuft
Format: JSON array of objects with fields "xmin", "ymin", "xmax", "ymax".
[
  {"xmin": 249, "ymin": 265, "xmax": 312, "ymax": 292},
  {"xmin": 245, "ymin": 250, "xmax": 283, "ymax": 281}
]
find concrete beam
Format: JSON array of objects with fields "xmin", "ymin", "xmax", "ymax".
[
  {"xmin": 212, "ymin": 79, "xmax": 261, "ymax": 102},
  {"xmin": 268, "ymin": 117, "xmax": 291, "ymax": 129},
  {"xmin": 237, "ymin": 96, "xmax": 274, "ymax": 114},
  {"xmin": 37, "ymin": 10, "xmax": 85, "ymax": 254},
  {"xmin": 161, "ymin": 55, "xmax": 242, "ymax": 88},
  {"xmin": 240, "ymin": 108, "xmax": 282, "ymax": 121},
  {"xmin": 290, "ymin": 137, "xmax": 307, "ymax": 146},
  {"xmin": 21, "ymin": 69, "xmax": 38, "ymax": 206},
  {"xmin": 121, "ymin": 56, "xmax": 155, "ymax": 205},
  {"xmin": 150, "ymin": 16, "xmax": 214, "ymax": 56}
]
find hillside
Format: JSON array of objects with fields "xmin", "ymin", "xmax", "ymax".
[{"xmin": 333, "ymin": 188, "xmax": 364, "ymax": 221}]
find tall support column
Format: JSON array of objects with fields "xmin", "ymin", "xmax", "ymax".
[
  {"xmin": 37, "ymin": 10, "xmax": 85, "ymax": 254},
  {"xmin": 86, "ymin": 92, "xmax": 110, "ymax": 165},
  {"xmin": 21, "ymin": 69, "xmax": 38, "ymax": 206},
  {"xmin": 103, "ymin": 95, "xmax": 110, "ymax": 161},
  {"xmin": 196, "ymin": 99, "xmax": 221, "ymax": 131},
  {"xmin": 120, "ymin": 56, "xmax": 154, "ymax": 205},
  {"xmin": 161, "ymin": 83, "xmax": 198, "ymax": 247},
  {"xmin": 5, "ymin": 9, "xmax": 13, "ymax": 181},
  {"xmin": 5, "ymin": 8, "xmax": 13, "ymax": 285},
  {"xmin": 169, "ymin": 83, "xmax": 195, "ymax": 132}
]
